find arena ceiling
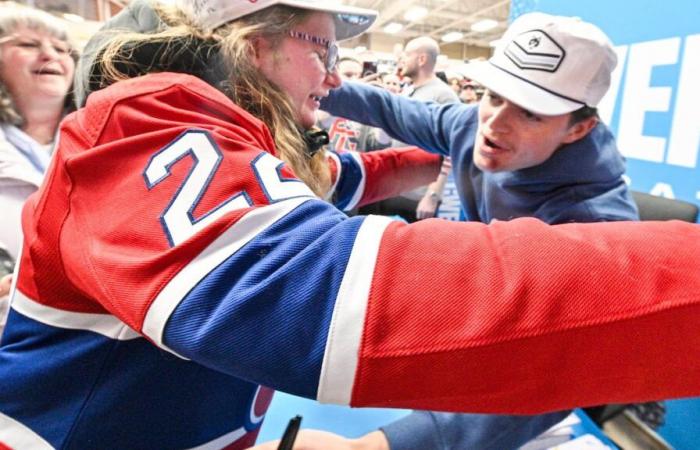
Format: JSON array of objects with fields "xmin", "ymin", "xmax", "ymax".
[
  {"xmin": 349, "ymin": 0, "xmax": 511, "ymax": 47},
  {"xmin": 16, "ymin": 0, "xmax": 511, "ymax": 50}
]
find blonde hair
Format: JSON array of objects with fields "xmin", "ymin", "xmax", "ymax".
[
  {"xmin": 0, "ymin": 4, "xmax": 71, "ymax": 42},
  {"xmin": 95, "ymin": 4, "xmax": 330, "ymax": 196}
]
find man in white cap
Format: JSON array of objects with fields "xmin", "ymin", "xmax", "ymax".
[
  {"xmin": 311, "ymin": 12, "xmax": 642, "ymax": 450},
  {"xmin": 321, "ymin": 12, "xmax": 638, "ymax": 224}
]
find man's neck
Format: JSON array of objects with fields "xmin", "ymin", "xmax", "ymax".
[{"xmin": 411, "ymin": 73, "xmax": 437, "ymax": 89}]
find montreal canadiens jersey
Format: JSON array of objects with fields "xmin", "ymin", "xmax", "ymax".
[{"xmin": 1, "ymin": 73, "xmax": 700, "ymax": 449}]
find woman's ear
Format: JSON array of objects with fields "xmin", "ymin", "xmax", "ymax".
[
  {"xmin": 249, "ymin": 36, "xmax": 269, "ymax": 69},
  {"xmin": 562, "ymin": 116, "xmax": 598, "ymax": 144}
]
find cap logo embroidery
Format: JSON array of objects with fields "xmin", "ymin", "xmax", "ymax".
[
  {"xmin": 504, "ymin": 29, "xmax": 565, "ymax": 73},
  {"xmin": 338, "ymin": 14, "xmax": 371, "ymax": 25}
]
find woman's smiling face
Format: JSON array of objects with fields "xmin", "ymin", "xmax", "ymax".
[{"xmin": 0, "ymin": 26, "xmax": 75, "ymax": 103}]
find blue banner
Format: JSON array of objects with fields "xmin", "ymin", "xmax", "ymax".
[{"xmin": 514, "ymin": 0, "xmax": 700, "ymax": 218}]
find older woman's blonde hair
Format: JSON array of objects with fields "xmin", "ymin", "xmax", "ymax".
[
  {"xmin": 0, "ymin": 5, "xmax": 77, "ymax": 125},
  {"xmin": 94, "ymin": 4, "xmax": 331, "ymax": 197}
]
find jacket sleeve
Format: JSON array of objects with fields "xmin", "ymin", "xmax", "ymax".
[
  {"xmin": 320, "ymin": 81, "xmax": 476, "ymax": 158},
  {"xmin": 52, "ymin": 76, "xmax": 700, "ymax": 415},
  {"xmin": 381, "ymin": 410, "xmax": 571, "ymax": 450},
  {"xmin": 325, "ymin": 147, "xmax": 441, "ymax": 211}
]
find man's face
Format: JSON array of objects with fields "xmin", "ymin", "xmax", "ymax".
[
  {"xmin": 473, "ymin": 90, "xmax": 588, "ymax": 172},
  {"xmin": 460, "ymin": 85, "xmax": 478, "ymax": 104},
  {"xmin": 382, "ymin": 74, "xmax": 402, "ymax": 94},
  {"xmin": 398, "ymin": 49, "xmax": 420, "ymax": 78},
  {"xmin": 337, "ymin": 60, "xmax": 362, "ymax": 80}
]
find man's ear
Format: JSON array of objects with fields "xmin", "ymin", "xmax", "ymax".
[{"xmin": 562, "ymin": 116, "xmax": 598, "ymax": 144}]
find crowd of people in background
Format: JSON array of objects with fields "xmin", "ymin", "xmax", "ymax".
[
  {"xmin": 0, "ymin": 1, "xmax": 698, "ymax": 449},
  {"xmin": 316, "ymin": 35, "xmax": 483, "ymax": 223}
]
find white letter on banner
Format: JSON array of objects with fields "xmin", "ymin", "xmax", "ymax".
[
  {"xmin": 650, "ymin": 182, "xmax": 675, "ymax": 199},
  {"xmin": 598, "ymin": 45, "xmax": 628, "ymax": 126},
  {"xmin": 617, "ymin": 38, "xmax": 680, "ymax": 162},
  {"xmin": 666, "ymin": 34, "xmax": 700, "ymax": 168}
]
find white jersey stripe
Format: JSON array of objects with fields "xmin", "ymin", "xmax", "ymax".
[
  {"xmin": 11, "ymin": 290, "xmax": 140, "ymax": 341},
  {"xmin": 344, "ymin": 151, "xmax": 366, "ymax": 211},
  {"xmin": 316, "ymin": 214, "xmax": 393, "ymax": 404},
  {"xmin": 0, "ymin": 411, "xmax": 54, "ymax": 450},
  {"xmin": 142, "ymin": 197, "xmax": 312, "ymax": 355}
]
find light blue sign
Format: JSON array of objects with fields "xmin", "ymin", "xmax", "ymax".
[{"xmin": 513, "ymin": 0, "xmax": 700, "ymax": 218}]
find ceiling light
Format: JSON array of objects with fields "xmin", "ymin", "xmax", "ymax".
[
  {"xmin": 383, "ymin": 22, "xmax": 404, "ymax": 34},
  {"xmin": 441, "ymin": 31, "xmax": 463, "ymax": 43},
  {"xmin": 62, "ymin": 13, "xmax": 84, "ymax": 22},
  {"xmin": 470, "ymin": 19, "xmax": 498, "ymax": 32},
  {"xmin": 403, "ymin": 6, "xmax": 428, "ymax": 22}
]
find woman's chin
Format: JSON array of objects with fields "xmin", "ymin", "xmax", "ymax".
[{"xmin": 298, "ymin": 114, "xmax": 316, "ymax": 130}]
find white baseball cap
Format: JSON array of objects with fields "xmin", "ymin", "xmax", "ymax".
[
  {"xmin": 461, "ymin": 12, "xmax": 617, "ymax": 116},
  {"xmin": 176, "ymin": 0, "xmax": 378, "ymax": 41}
]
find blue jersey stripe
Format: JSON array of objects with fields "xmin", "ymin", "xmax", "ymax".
[
  {"xmin": 163, "ymin": 200, "xmax": 367, "ymax": 399},
  {"xmin": 143, "ymin": 197, "xmax": 313, "ymax": 354},
  {"xmin": 329, "ymin": 151, "xmax": 365, "ymax": 210},
  {"xmin": 0, "ymin": 310, "xmax": 265, "ymax": 449}
]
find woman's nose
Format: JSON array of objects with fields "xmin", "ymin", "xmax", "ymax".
[
  {"xmin": 325, "ymin": 69, "xmax": 342, "ymax": 89},
  {"xmin": 38, "ymin": 43, "xmax": 60, "ymax": 60}
]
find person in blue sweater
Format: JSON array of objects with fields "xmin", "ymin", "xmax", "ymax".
[
  {"xmin": 252, "ymin": 12, "xmax": 639, "ymax": 450},
  {"xmin": 322, "ymin": 12, "xmax": 638, "ymax": 226}
]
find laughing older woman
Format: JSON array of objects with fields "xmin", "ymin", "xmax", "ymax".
[{"xmin": 0, "ymin": 6, "xmax": 76, "ymax": 261}]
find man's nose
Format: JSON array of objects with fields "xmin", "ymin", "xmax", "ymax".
[{"xmin": 486, "ymin": 105, "xmax": 513, "ymax": 132}]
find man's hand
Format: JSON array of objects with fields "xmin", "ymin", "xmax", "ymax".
[
  {"xmin": 416, "ymin": 191, "xmax": 440, "ymax": 220},
  {"xmin": 0, "ymin": 274, "xmax": 12, "ymax": 297},
  {"xmin": 360, "ymin": 72, "xmax": 382, "ymax": 86},
  {"xmin": 248, "ymin": 429, "xmax": 389, "ymax": 450}
]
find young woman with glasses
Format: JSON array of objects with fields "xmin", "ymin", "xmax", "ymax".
[{"xmin": 1, "ymin": 0, "xmax": 699, "ymax": 448}]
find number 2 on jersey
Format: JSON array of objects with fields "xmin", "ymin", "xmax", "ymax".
[{"xmin": 144, "ymin": 130, "xmax": 314, "ymax": 246}]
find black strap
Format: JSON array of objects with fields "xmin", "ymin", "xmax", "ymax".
[{"xmin": 302, "ymin": 129, "xmax": 329, "ymax": 157}]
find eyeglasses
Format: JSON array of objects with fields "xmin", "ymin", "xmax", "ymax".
[
  {"xmin": 0, "ymin": 34, "xmax": 72, "ymax": 56},
  {"xmin": 288, "ymin": 30, "xmax": 338, "ymax": 73}
]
